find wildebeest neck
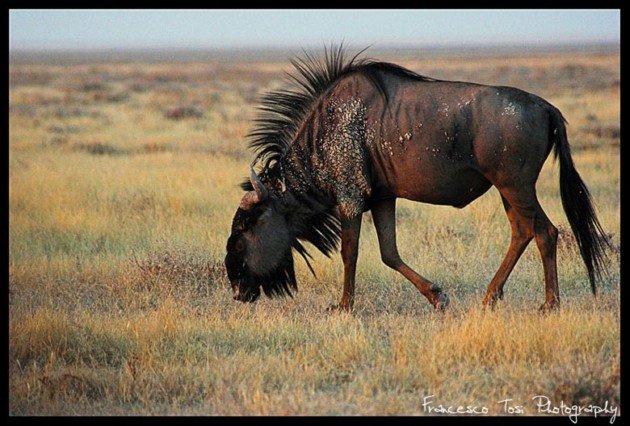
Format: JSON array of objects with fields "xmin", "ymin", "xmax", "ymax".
[{"xmin": 279, "ymin": 89, "xmax": 373, "ymax": 219}]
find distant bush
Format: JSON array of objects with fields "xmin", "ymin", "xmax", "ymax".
[
  {"xmin": 139, "ymin": 142, "xmax": 174, "ymax": 154},
  {"xmin": 72, "ymin": 142, "xmax": 126, "ymax": 156},
  {"xmin": 90, "ymin": 90, "xmax": 130, "ymax": 103},
  {"xmin": 163, "ymin": 106, "xmax": 204, "ymax": 120},
  {"xmin": 582, "ymin": 124, "xmax": 620, "ymax": 139}
]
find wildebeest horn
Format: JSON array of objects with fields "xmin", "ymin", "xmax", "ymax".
[{"xmin": 249, "ymin": 166, "xmax": 268, "ymax": 202}]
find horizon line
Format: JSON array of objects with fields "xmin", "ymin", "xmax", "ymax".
[{"xmin": 9, "ymin": 39, "xmax": 620, "ymax": 53}]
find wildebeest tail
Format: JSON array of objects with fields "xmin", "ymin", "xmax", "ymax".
[{"xmin": 550, "ymin": 107, "xmax": 611, "ymax": 295}]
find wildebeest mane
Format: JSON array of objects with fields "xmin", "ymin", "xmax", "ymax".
[
  {"xmin": 239, "ymin": 45, "xmax": 435, "ymax": 280},
  {"xmin": 247, "ymin": 44, "xmax": 436, "ymax": 171}
]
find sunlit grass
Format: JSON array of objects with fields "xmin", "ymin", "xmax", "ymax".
[{"xmin": 9, "ymin": 50, "xmax": 619, "ymax": 415}]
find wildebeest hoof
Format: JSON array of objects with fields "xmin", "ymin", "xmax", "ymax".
[
  {"xmin": 539, "ymin": 301, "xmax": 560, "ymax": 313},
  {"xmin": 428, "ymin": 283, "xmax": 448, "ymax": 311},
  {"xmin": 482, "ymin": 297, "xmax": 498, "ymax": 311},
  {"xmin": 482, "ymin": 289, "xmax": 504, "ymax": 310},
  {"xmin": 430, "ymin": 283, "xmax": 442, "ymax": 293},
  {"xmin": 326, "ymin": 303, "xmax": 351, "ymax": 313},
  {"xmin": 435, "ymin": 292, "xmax": 450, "ymax": 311}
]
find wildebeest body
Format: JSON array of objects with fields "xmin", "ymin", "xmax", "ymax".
[
  {"xmin": 225, "ymin": 47, "xmax": 610, "ymax": 311},
  {"xmin": 281, "ymin": 72, "xmax": 554, "ymax": 213}
]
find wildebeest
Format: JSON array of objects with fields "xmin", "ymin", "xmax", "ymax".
[{"xmin": 225, "ymin": 46, "xmax": 610, "ymax": 312}]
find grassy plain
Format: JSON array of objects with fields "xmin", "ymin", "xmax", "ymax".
[{"xmin": 9, "ymin": 46, "xmax": 620, "ymax": 416}]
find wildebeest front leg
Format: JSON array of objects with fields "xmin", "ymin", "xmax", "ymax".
[
  {"xmin": 371, "ymin": 198, "xmax": 449, "ymax": 310},
  {"xmin": 328, "ymin": 215, "xmax": 363, "ymax": 312}
]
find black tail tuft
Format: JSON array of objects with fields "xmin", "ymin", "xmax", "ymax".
[{"xmin": 550, "ymin": 108, "xmax": 612, "ymax": 295}]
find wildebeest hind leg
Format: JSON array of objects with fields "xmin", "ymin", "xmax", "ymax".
[
  {"xmin": 482, "ymin": 194, "xmax": 534, "ymax": 308},
  {"xmin": 483, "ymin": 186, "xmax": 559, "ymax": 310},
  {"xmin": 371, "ymin": 198, "xmax": 449, "ymax": 310},
  {"xmin": 532, "ymin": 202, "xmax": 560, "ymax": 311}
]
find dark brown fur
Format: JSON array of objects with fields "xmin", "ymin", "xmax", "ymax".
[{"xmin": 225, "ymin": 46, "xmax": 610, "ymax": 311}]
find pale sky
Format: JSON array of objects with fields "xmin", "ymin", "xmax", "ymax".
[{"xmin": 10, "ymin": 9, "xmax": 620, "ymax": 50}]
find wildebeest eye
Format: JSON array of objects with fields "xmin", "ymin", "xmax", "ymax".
[{"xmin": 234, "ymin": 239, "xmax": 245, "ymax": 253}]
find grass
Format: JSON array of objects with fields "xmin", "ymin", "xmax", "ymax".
[{"xmin": 9, "ymin": 47, "xmax": 620, "ymax": 416}]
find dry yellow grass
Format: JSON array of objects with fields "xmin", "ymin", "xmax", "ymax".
[{"xmin": 9, "ymin": 48, "xmax": 619, "ymax": 416}]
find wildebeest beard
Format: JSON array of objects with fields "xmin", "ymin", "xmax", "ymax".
[
  {"xmin": 254, "ymin": 249, "xmax": 297, "ymax": 299},
  {"xmin": 225, "ymin": 241, "xmax": 297, "ymax": 302}
]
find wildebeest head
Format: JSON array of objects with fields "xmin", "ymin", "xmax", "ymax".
[{"xmin": 225, "ymin": 167, "xmax": 297, "ymax": 303}]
